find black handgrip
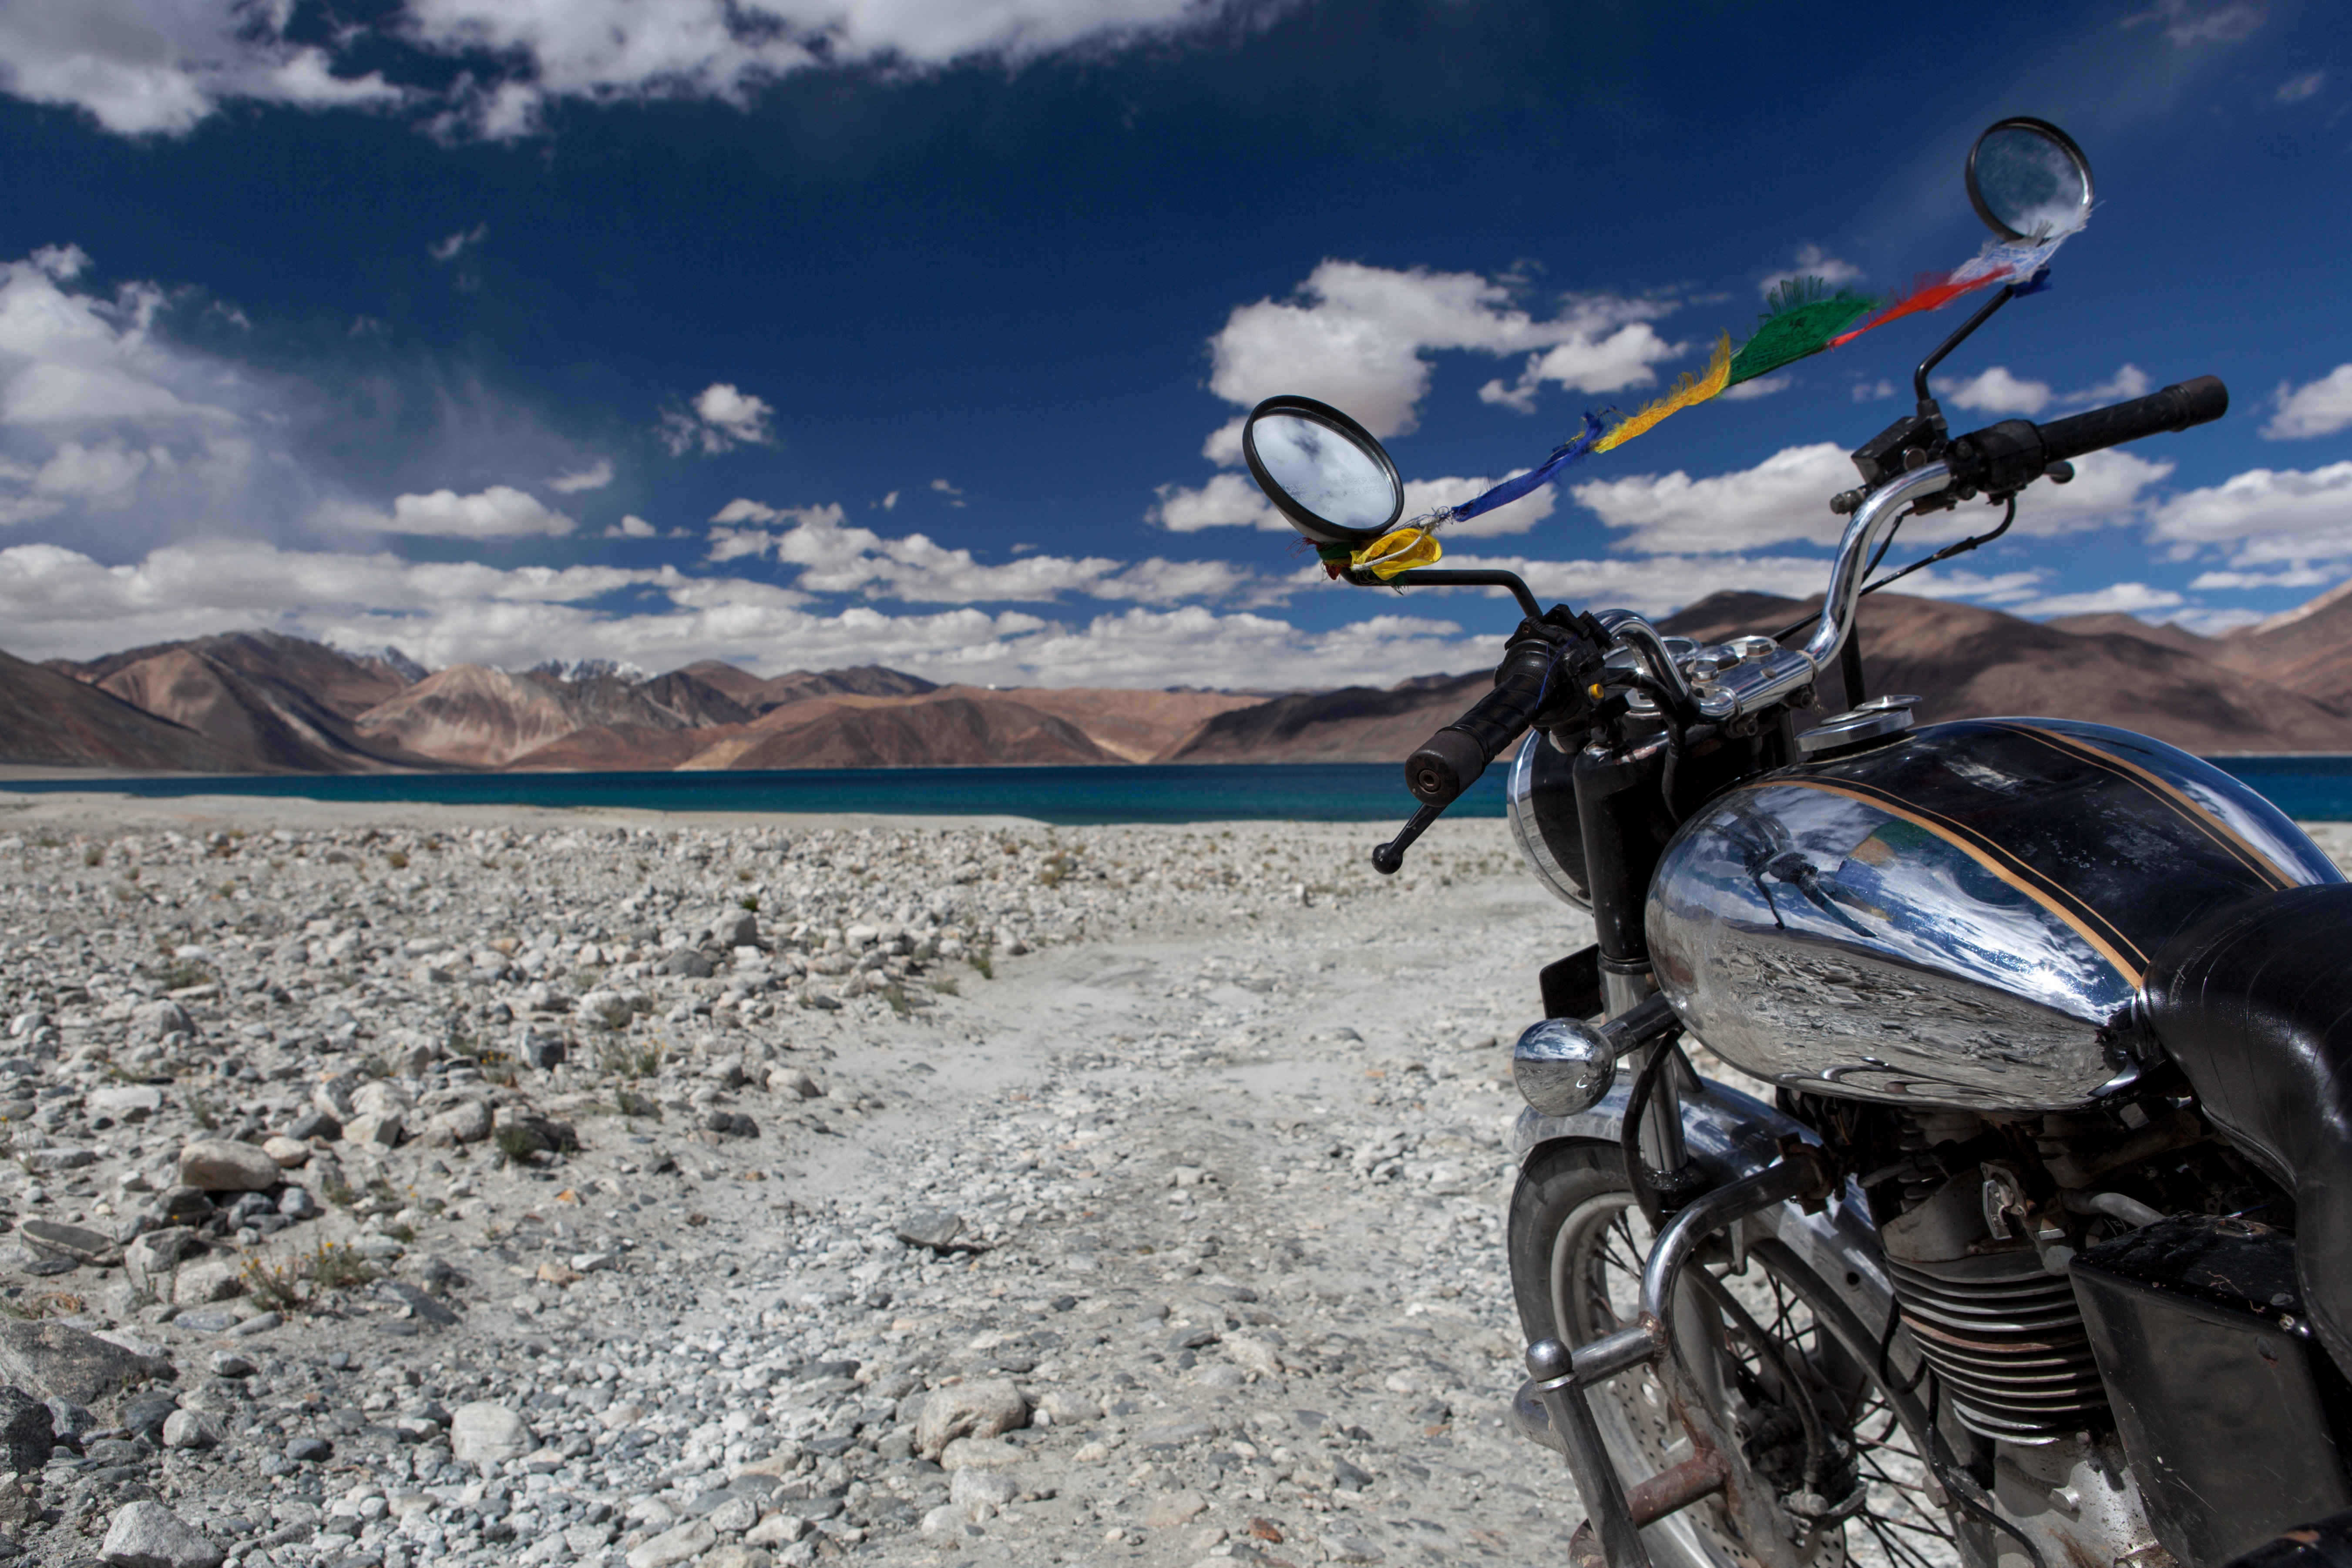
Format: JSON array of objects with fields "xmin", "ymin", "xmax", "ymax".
[
  {"xmin": 1404, "ymin": 638, "xmax": 1556, "ymax": 806},
  {"xmin": 1947, "ymin": 376, "xmax": 2228, "ymax": 496},
  {"xmin": 2037, "ymin": 375, "xmax": 2228, "ymax": 463}
]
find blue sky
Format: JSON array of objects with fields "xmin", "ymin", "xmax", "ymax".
[{"xmin": 0, "ymin": 0, "xmax": 2344, "ymax": 688}]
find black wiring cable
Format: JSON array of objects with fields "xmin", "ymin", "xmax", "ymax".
[
  {"xmin": 1768, "ymin": 494, "xmax": 2019, "ymax": 646},
  {"xmin": 1914, "ymin": 1372, "xmax": 2050, "ymax": 1568}
]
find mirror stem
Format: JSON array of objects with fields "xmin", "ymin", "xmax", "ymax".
[
  {"xmin": 1347, "ymin": 567, "xmax": 1543, "ymax": 620},
  {"xmin": 1913, "ymin": 282, "xmax": 2019, "ymax": 412}
]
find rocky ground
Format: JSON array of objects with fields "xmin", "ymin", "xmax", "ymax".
[{"xmin": 0, "ymin": 790, "xmax": 1615, "ymax": 1568}]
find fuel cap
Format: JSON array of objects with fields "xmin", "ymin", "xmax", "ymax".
[{"xmin": 1798, "ymin": 694, "xmax": 1919, "ymax": 756}]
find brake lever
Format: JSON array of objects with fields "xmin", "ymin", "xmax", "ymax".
[{"xmin": 1371, "ymin": 802, "xmax": 1444, "ymax": 875}]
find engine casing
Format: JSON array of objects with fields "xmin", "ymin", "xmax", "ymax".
[{"xmin": 1646, "ymin": 718, "xmax": 2340, "ymax": 1109}]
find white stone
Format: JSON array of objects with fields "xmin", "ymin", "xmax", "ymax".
[
  {"xmin": 176, "ymin": 1139, "xmax": 279, "ymax": 1193},
  {"xmin": 626, "ymin": 1518, "xmax": 717, "ymax": 1568},
  {"xmin": 915, "ymin": 1379, "xmax": 1028, "ymax": 1458},
  {"xmin": 449, "ymin": 1401, "xmax": 534, "ymax": 1464},
  {"xmin": 100, "ymin": 1499, "xmax": 224, "ymax": 1568}
]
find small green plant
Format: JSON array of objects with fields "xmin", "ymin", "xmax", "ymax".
[
  {"xmin": 736, "ymin": 868, "xmax": 753, "ymax": 882},
  {"xmin": 242, "ymin": 1253, "xmax": 305, "ymax": 1313},
  {"xmin": 384, "ymin": 1222, "xmax": 417, "ymax": 1245},
  {"xmin": 494, "ymin": 1125, "xmax": 538, "ymax": 1165},
  {"xmin": 188, "ymin": 1094, "xmax": 222, "ymax": 1132},
  {"xmin": 321, "ymin": 1176, "xmax": 356, "ymax": 1209},
  {"xmin": 81, "ymin": 845, "xmax": 103, "ymax": 867},
  {"xmin": 737, "ymin": 895, "xmax": 759, "ymax": 912},
  {"xmin": 597, "ymin": 1038, "xmax": 663, "ymax": 1079},
  {"xmin": 931, "ymin": 976, "xmax": 959, "ymax": 998},
  {"xmin": 309, "ymin": 1242, "xmax": 376, "ymax": 1291},
  {"xmin": 880, "ymin": 983, "xmax": 911, "ymax": 1017},
  {"xmin": 614, "ymin": 1088, "xmax": 661, "ymax": 1119},
  {"xmin": 969, "ymin": 950, "xmax": 994, "ymax": 980},
  {"xmin": 161, "ymin": 961, "xmax": 212, "ymax": 991}
]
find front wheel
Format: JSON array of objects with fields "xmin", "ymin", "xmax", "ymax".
[{"xmin": 1508, "ymin": 1139, "xmax": 1966, "ymax": 1568}]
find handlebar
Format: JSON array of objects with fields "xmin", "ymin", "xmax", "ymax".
[
  {"xmin": 1947, "ymin": 375, "xmax": 2227, "ymax": 496},
  {"xmin": 1404, "ymin": 634, "xmax": 1560, "ymax": 806}
]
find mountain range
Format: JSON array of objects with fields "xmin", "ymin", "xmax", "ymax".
[{"xmin": 8, "ymin": 580, "xmax": 2352, "ymax": 775}]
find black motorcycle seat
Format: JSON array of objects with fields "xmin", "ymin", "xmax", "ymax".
[{"xmin": 2143, "ymin": 883, "xmax": 2352, "ymax": 1373}]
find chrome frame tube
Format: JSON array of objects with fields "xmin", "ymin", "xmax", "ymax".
[{"xmin": 1590, "ymin": 609, "xmax": 1700, "ymax": 714}]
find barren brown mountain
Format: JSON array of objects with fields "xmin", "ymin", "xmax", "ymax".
[
  {"xmin": 2211, "ymin": 581, "xmax": 2352, "ymax": 712},
  {"xmin": 352, "ymin": 665, "xmax": 587, "ymax": 768},
  {"xmin": 51, "ymin": 631, "xmax": 413, "ymax": 721},
  {"xmin": 682, "ymin": 693, "xmax": 1113, "ymax": 769},
  {"xmin": 2046, "ymin": 613, "xmax": 2217, "ymax": 658},
  {"xmin": 505, "ymin": 725, "xmax": 718, "ymax": 772},
  {"xmin": 1163, "ymin": 672, "xmax": 1503, "ymax": 764},
  {"xmin": 0, "ymin": 648, "xmax": 246, "ymax": 772},
  {"xmin": 1659, "ymin": 590, "xmax": 2352, "ymax": 754},
  {"xmin": 937, "ymin": 685, "xmax": 1261, "ymax": 762},
  {"xmin": 91, "ymin": 648, "xmax": 411, "ymax": 773}
]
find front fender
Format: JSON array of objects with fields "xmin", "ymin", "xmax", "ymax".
[{"xmin": 1512, "ymin": 1076, "xmax": 1896, "ymax": 1334}]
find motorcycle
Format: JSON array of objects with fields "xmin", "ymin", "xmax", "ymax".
[{"xmin": 1238, "ymin": 118, "xmax": 2352, "ymax": 1568}]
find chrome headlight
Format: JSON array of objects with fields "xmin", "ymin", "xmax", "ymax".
[{"xmin": 1506, "ymin": 733, "xmax": 1589, "ymax": 909}]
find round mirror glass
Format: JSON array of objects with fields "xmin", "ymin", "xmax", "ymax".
[
  {"xmin": 1241, "ymin": 396, "xmax": 1403, "ymax": 547},
  {"xmin": 1967, "ymin": 118, "xmax": 2093, "ymax": 242}
]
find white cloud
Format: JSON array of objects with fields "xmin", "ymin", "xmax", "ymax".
[
  {"xmin": 0, "ymin": 0, "xmax": 1263, "ymax": 141},
  {"xmin": 706, "ymin": 499, "xmax": 1262, "ymax": 605},
  {"xmin": 1758, "ymin": 244, "xmax": 1862, "ymax": 299},
  {"xmin": 605, "ymin": 514, "xmax": 657, "ymax": 539},
  {"xmin": 430, "ymin": 222, "xmax": 488, "ymax": 262},
  {"xmin": 2007, "ymin": 449, "xmax": 2175, "ymax": 535},
  {"xmin": 0, "ymin": 0, "xmax": 405, "ymax": 136},
  {"xmin": 2122, "ymin": 0, "xmax": 2266, "ymax": 46},
  {"xmin": 1207, "ymin": 260, "xmax": 1678, "ymax": 438},
  {"xmin": 659, "ymin": 381, "xmax": 776, "ymax": 455},
  {"xmin": 930, "ymin": 477, "xmax": 965, "ymax": 507},
  {"xmin": 0, "ymin": 536, "xmax": 1482, "ymax": 691},
  {"xmin": 2278, "ymin": 70, "xmax": 2325, "ymax": 102},
  {"xmin": 2061, "ymin": 365, "xmax": 2150, "ymax": 406},
  {"xmin": 2264, "ymin": 365, "xmax": 2352, "ymax": 439},
  {"xmin": 1934, "ymin": 365, "xmax": 2053, "ymax": 416},
  {"xmin": 1434, "ymin": 548, "xmax": 1842, "ymax": 618},
  {"xmin": 321, "ymin": 485, "xmax": 576, "ymax": 539},
  {"xmin": 2189, "ymin": 565, "xmax": 2334, "ymax": 590},
  {"xmin": 1150, "ymin": 472, "xmax": 1284, "ymax": 534},
  {"xmin": 1571, "ymin": 443, "xmax": 1856, "ymax": 553},
  {"xmin": 2016, "ymin": 582, "xmax": 2185, "ymax": 618},
  {"xmin": 879, "ymin": 490, "xmax": 900, "ymax": 510},
  {"xmin": 2150, "ymin": 461, "xmax": 2352, "ymax": 562},
  {"xmin": 547, "ymin": 457, "xmax": 615, "ymax": 493},
  {"xmin": 1852, "ymin": 379, "xmax": 1897, "ymax": 403},
  {"xmin": 1720, "ymin": 375, "xmax": 1790, "ymax": 402}
]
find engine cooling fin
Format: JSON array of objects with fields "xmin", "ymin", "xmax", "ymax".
[{"xmin": 1887, "ymin": 1252, "xmax": 2109, "ymax": 1442}]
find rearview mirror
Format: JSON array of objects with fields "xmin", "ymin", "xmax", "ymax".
[
  {"xmin": 1242, "ymin": 395, "xmax": 1403, "ymax": 547},
  {"xmin": 1967, "ymin": 117, "xmax": 2093, "ymax": 242}
]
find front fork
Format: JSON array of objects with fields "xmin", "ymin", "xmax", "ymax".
[{"xmin": 1525, "ymin": 1148, "xmax": 1838, "ymax": 1568}]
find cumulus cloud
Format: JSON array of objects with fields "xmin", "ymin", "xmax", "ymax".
[
  {"xmin": 1150, "ymin": 472, "xmax": 1284, "ymax": 534},
  {"xmin": 0, "ymin": 0, "xmax": 1268, "ymax": 142},
  {"xmin": 320, "ymin": 485, "xmax": 576, "ymax": 539},
  {"xmin": 604, "ymin": 514, "xmax": 657, "ymax": 538},
  {"xmin": 2062, "ymin": 365, "xmax": 2151, "ymax": 406},
  {"xmin": 2017, "ymin": 582, "xmax": 2186, "ymax": 618},
  {"xmin": 705, "ymin": 499, "xmax": 1264, "ymax": 606},
  {"xmin": 1720, "ymin": 375, "xmax": 1790, "ymax": 402},
  {"xmin": 2278, "ymin": 70, "xmax": 2325, "ymax": 102},
  {"xmin": 1206, "ymin": 260, "xmax": 1679, "ymax": 438},
  {"xmin": 2122, "ymin": 0, "xmax": 2267, "ymax": 47},
  {"xmin": 2264, "ymin": 365, "xmax": 2352, "ymax": 439},
  {"xmin": 1852, "ymin": 379, "xmax": 1897, "ymax": 402},
  {"xmin": 659, "ymin": 382, "xmax": 776, "ymax": 455},
  {"xmin": 1933, "ymin": 365, "xmax": 2053, "ymax": 416},
  {"xmin": 1758, "ymin": 244, "xmax": 1862, "ymax": 299},
  {"xmin": 0, "ymin": 535, "xmax": 1483, "ymax": 691},
  {"xmin": 2150, "ymin": 461, "xmax": 2352, "ymax": 562},
  {"xmin": 0, "ymin": 0, "xmax": 406, "ymax": 136},
  {"xmin": 1571, "ymin": 444, "xmax": 1856, "ymax": 554},
  {"xmin": 2188, "ymin": 565, "xmax": 2334, "ymax": 591},
  {"xmin": 546, "ymin": 457, "xmax": 615, "ymax": 494}
]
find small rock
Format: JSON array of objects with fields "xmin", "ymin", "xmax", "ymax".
[
  {"xmin": 706, "ymin": 1493, "xmax": 759, "ymax": 1534},
  {"xmin": 1323, "ymin": 1533, "xmax": 1386, "ymax": 1562},
  {"xmin": 341, "ymin": 1111, "xmax": 403, "ymax": 1149},
  {"xmin": 100, "ymin": 1499, "xmax": 224, "ymax": 1568},
  {"xmin": 277, "ymin": 1185, "xmax": 319, "ymax": 1220},
  {"xmin": 490, "ymin": 1106, "xmax": 578, "ymax": 1155},
  {"xmin": 895, "ymin": 1209, "xmax": 963, "ymax": 1250},
  {"xmin": 121, "ymin": 1390, "xmax": 178, "ymax": 1442},
  {"xmin": 90, "ymin": 1085, "xmax": 164, "ymax": 1121},
  {"xmin": 450, "ymin": 1400, "xmax": 534, "ymax": 1463},
  {"xmin": 430, "ymin": 1100, "xmax": 492, "ymax": 1143},
  {"xmin": 260, "ymin": 1136, "xmax": 309, "ymax": 1168},
  {"xmin": 626, "ymin": 1518, "xmax": 718, "ymax": 1568},
  {"xmin": 18, "ymin": 1218, "xmax": 121, "ymax": 1266},
  {"xmin": 1146, "ymin": 1491, "xmax": 1209, "ymax": 1529},
  {"xmin": 516, "ymin": 1027, "xmax": 567, "ymax": 1071},
  {"xmin": 702, "ymin": 1548, "xmax": 773, "ymax": 1568},
  {"xmin": 950, "ymin": 1468, "xmax": 1017, "ymax": 1515},
  {"xmin": 161, "ymin": 1409, "xmax": 224, "ymax": 1450},
  {"xmin": 0, "ymin": 1387, "xmax": 52, "ymax": 1472},
  {"xmin": 915, "ymin": 1378, "xmax": 1028, "ymax": 1458},
  {"xmin": 209, "ymin": 1352, "xmax": 255, "ymax": 1378},
  {"xmin": 0, "ymin": 1317, "xmax": 175, "ymax": 1406},
  {"xmin": 176, "ymin": 1139, "xmax": 279, "ymax": 1194},
  {"xmin": 172, "ymin": 1255, "xmax": 245, "ymax": 1307},
  {"xmin": 771, "ymin": 1067, "xmax": 824, "ymax": 1099},
  {"xmin": 129, "ymin": 1000, "xmax": 195, "ymax": 1043},
  {"xmin": 287, "ymin": 1110, "xmax": 339, "ymax": 1142},
  {"xmin": 940, "ymin": 1435, "xmax": 1022, "ymax": 1470},
  {"xmin": 285, "ymin": 1435, "xmax": 331, "ymax": 1463}
]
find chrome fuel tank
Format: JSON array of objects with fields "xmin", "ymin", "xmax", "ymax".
[{"xmin": 1646, "ymin": 719, "xmax": 2342, "ymax": 1110}]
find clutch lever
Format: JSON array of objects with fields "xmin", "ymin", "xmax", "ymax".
[{"xmin": 1371, "ymin": 802, "xmax": 1444, "ymax": 875}]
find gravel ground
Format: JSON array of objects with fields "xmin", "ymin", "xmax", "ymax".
[{"xmin": 0, "ymin": 790, "xmax": 1604, "ymax": 1568}]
